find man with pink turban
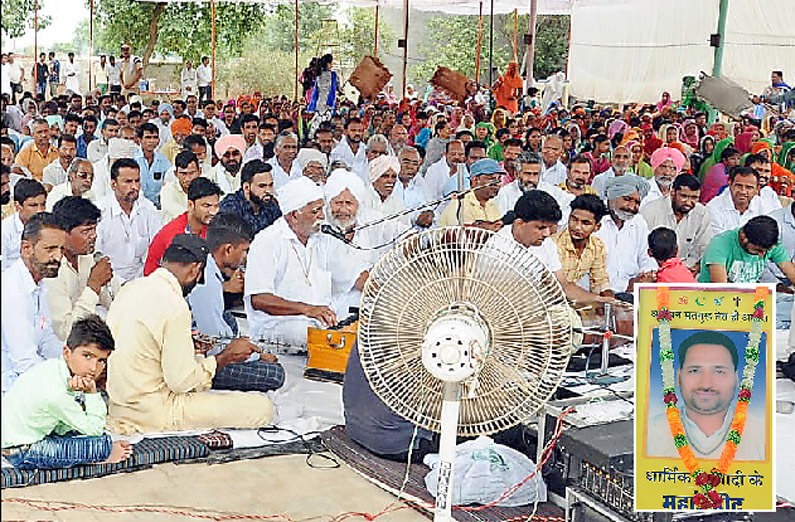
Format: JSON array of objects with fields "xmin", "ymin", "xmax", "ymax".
[
  {"xmin": 213, "ymin": 134, "xmax": 246, "ymax": 195},
  {"xmin": 641, "ymin": 147, "xmax": 687, "ymax": 210}
]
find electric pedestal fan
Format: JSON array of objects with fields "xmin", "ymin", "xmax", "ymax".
[{"xmin": 357, "ymin": 227, "xmax": 581, "ymax": 522}]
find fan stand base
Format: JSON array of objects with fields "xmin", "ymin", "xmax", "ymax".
[
  {"xmin": 434, "ymin": 383, "xmax": 461, "ymax": 522},
  {"xmin": 587, "ymin": 373, "xmax": 630, "ymax": 386}
]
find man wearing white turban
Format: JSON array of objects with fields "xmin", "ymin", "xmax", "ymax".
[
  {"xmin": 296, "ymin": 148, "xmax": 329, "ymax": 186},
  {"xmin": 594, "ymin": 176, "xmax": 657, "ymax": 297},
  {"xmin": 244, "ymin": 176, "xmax": 336, "ymax": 347},
  {"xmin": 319, "ymin": 170, "xmax": 408, "ymax": 315},
  {"xmin": 365, "ymin": 155, "xmax": 410, "ymax": 225}
]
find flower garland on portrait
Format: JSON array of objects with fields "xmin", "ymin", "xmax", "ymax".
[{"xmin": 655, "ymin": 286, "xmax": 766, "ymax": 509}]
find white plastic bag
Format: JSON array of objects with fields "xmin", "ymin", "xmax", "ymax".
[{"xmin": 423, "ymin": 435, "xmax": 547, "ymax": 507}]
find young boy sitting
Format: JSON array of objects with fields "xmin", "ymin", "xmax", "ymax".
[
  {"xmin": 1, "ymin": 315, "xmax": 132, "ymax": 469},
  {"xmin": 648, "ymin": 227, "xmax": 696, "ymax": 283}
]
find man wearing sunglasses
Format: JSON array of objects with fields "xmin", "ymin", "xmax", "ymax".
[{"xmin": 46, "ymin": 159, "xmax": 96, "ymax": 211}]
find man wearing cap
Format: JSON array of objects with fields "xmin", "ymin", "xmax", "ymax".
[
  {"xmin": 296, "ymin": 148, "xmax": 329, "ymax": 186},
  {"xmin": 135, "ymin": 123, "xmax": 171, "ymax": 207},
  {"xmin": 245, "ymin": 177, "xmax": 335, "ymax": 347},
  {"xmin": 106, "ymin": 234, "xmax": 274, "ymax": 434},
  {"xmin": 319, "ymin": 170, "xmax": 406, "ymax": 315},
  {"xmin": 595, "ymin": 176, "xmax": 658, "ymax": 297},
  {"xmin": 144, "ymin": 177, "xmax": 221, "ymax": 276},
  {"xmin": 438, "ymin": 159, "xmax": 503, "ymax": 230},
  {"xmin": 96, "ymin": 158, "xmax": 162, "ymax": 283},
  {"xmin": 640, "ymin": 147, "xmax": 686, "ymax": 209},
  {"xmin": 220, "ymin": 159, "xmax": 281, "ymax": 234},
  {"xmin": 160, "ymin": 116, "xmax": 192, "ymax": 165},
  {"xmin": 267, "ymin": 132, "xmax": 300, "ymax": 189},
  {"xmin": 155, "ymin": 103, "xmax": 175, "ymax": 146},
  {"xmin": 366, "ymin": 155, "xmax": 410, "ymax": 224},
  {"xmin": 642, "ymin": 174, "xmax": 712, "ymax": 274},
  {"xmin": 213, "ymin": 134, "xmax": 246, "ymax": 196}
]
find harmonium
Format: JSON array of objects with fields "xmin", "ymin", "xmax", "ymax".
[{"xmin": 304, "ymin": 311, "xmax": 359, "ymax": 383}]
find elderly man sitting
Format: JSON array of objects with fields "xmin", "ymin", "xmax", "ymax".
[
  {"xmin": 245, "ymin": 177, "xmax": 336, "ymax": 348},
  {"xmin": 640, "ymin": 147, "xmax": 686, "ymax": 209},
  {"xmin": 46, "ymin": 158, "xmax": 96, "ymax": 211},
  {"xmin": 296, "ymin": 148, "xmax": 329, "ymax": 186},
  {"xmin": 320, "ymin": 170, "xmax": 408, "ymax": 315},
  {"xmin": 594, "ymin": 176, "xmax": 658, "ymax": 299},
  {"xmin": 366, "ymin": 155, "xmax": 410, "ymax": 224}
]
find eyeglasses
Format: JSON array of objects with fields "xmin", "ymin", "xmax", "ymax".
[{"xmin": 75, "ymin": 171, "xmax": 94, "ymax": 180}]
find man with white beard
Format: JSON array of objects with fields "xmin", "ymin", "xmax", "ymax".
[
  {"xmin": 590, "ymin": 145, "xmax": 641, "ymax": 201},
  {"xmin": 496, "ymin": 152, "xmax": 572, "ymax": 226},
  {"xmin": 319, "ymin": 170, "xmax": 407, "ymax": 316},
  {"xmin": 640, "ymin": 147, "xmax": 686, "ymax": 210},
  {"xmin": 366, "ymin": 155, "xmax": 411, "ymax": 225},
  {"xmin": 244, "ymin": 177, "xmax": 335, "ymax": 348}
]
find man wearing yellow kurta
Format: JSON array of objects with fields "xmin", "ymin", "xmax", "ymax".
[{"xmin": 105, "ymin": 234, "xmax": 272, "ymax": 433}]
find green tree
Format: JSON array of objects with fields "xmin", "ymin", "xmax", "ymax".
[
  {"xmin": 260, "ymin": 1, "xmax": 335, "ymax": 54},
  {"xmin": 410, "ymin": 13, "xmax": 569, "ymax": 87},
  {"xmin": 92, "ymin": 0, "xmax": 269, "ymax": 65},
  {"xmin": 339, "ymin": 7, "xmax": 395, "ymax": 65},
  {"xmin": 1, "ymin": 0, "xmax": 51, "ymax": 39}
]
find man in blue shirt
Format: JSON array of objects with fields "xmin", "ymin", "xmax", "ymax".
[
  {"xmin": 135, "ymin": 122, "xmax": 171, "ymax": 208},
  {"xmin": 188, "ymin": 213, "xmax": 284, "ymax": 393},
  {"xmin": 219, "ymin": 159, "xmax": 281, "ymax": 234},
  {"xmin": 76, "ymin": 116, "xmax": 98, "ymax": 159}
]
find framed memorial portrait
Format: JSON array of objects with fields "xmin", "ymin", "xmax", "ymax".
[{"xmin": 634, "ymin": 284, "xmax": 775, "ymax": 512}]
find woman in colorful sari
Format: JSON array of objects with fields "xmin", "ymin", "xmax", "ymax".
[
  {"xmin": 627, "ymin": 140, "xmax": 654, "ymax": 179},
  {"xmin": 701, "ymin": 145, "xmax": 741, "ymax": 203},
  {"xmin": 690, "ymin": 135, "xmax": 715, "ymax": 178},
  {"xmin": 697, "ymin": 136, "xmax": 733, "ymax": 182},
  {"xmin": 681, "ymin": 119, "xmax": 701, "ymax": 150}
]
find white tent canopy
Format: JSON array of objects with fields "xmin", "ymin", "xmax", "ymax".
[
  {"xmin": 566, "ymin": 0, "xmax": 795, "ymax": 103},
  {"xmin": 132, "ymin": 0, "xmax": 794, "ymax": 103}
]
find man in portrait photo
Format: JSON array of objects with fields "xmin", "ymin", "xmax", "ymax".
[{"xmin": 647, "ymin": 330, "xmax": 766, "ymax": 461}]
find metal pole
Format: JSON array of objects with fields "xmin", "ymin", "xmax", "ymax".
[
  {"xmin": 34, "ymin": 0, "xmax": 39, "ymax": 92},
  {"xmin": 401, "ymin": 0, "xmax": 409, "ymax": 98},
  {"xmin": 712, "ymin": 0, "xmax": 729, "ymax": 77},
  {"xmin": 373, "ymin": 4, "xmax": 379, "ymax": 57},
  {"xmin": 475, "ymin": 1, "xmax": 482, "ymax": 85},
  {"xmin": 89, "ymin": 0, "xmax": 94, "ymax": 92},
  {"xmin": 526, "ymin": 0, "xmax": 538, "ymax": 84},
  {"xmin": 211, "ymin": 0, "xmax": 216, "ymax": 97},
  {"xmin": 294, "ymin": 0, "xmax": 299, "ymax": 101},
  {"xmin": 488, "ymin": 0, "xmax": 494, "ymax": 108}
]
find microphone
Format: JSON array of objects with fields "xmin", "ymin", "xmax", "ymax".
[
  {"xmin": 92, "ymin": 250, "xmax": 114, "ymax": 300},
  {"xmin": 320, "ymin": 224, "xmax": 351, "ymax": 244}
]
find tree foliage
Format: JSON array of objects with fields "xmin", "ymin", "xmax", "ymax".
[
  {"xmin": 92, "ymin": 0, "xmax": 269, "ymax": 65},
  {"xmin": 1, "ymin": 0, "xmax": 51, "ymax": 39},
  {"xmin": 339, "ymin": 7, "xmax": 395, "ymax": 66},
  {"xmin": 260, "ymin": 1, "xmax": 334, "ymax": 54},
  {"xmin": 411, "ymin": 13, "xmax": 569, "ymax": 87}
]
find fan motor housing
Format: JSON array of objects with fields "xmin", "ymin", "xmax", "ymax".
[{"xmin": 421, "ymin": 304, "xmax": 490, "ymax": 383}]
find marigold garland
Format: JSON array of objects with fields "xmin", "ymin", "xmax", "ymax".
[{"xmin": 655, "ymin": 286, "xmax": 766, "ymax": 509}]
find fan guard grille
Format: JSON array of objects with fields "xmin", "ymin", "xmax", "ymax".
[{"xmin": 358, "ymin": 227, "xmax": 575, "ymax": 437}]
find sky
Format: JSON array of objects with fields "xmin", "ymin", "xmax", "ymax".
[{"xmin": 4, "ymin": 0, "xmax": 87, "ymax": 51}]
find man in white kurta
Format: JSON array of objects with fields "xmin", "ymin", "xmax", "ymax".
[
  {"xmin": 319, "ymin": 171, "xmax": 408, "ymax": 316},
  {"xmin": 594, "ymin": 176, "xmax": 658, "ymax": 294},
  {"xmin": 244, "ymin": 177, "xmax": 335, "ymax": 348},
  {"xmin": 495, "ymin": 152, "xmax": 572, "ymax": 227}
]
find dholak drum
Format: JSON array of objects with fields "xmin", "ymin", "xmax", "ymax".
[
  {"xmin": 576, "ymin": 301, "xmax": 634, "ymax": 348},
  {"xmin": 304, "ymin": 321, "xmax": 358, "ymax": 383}
]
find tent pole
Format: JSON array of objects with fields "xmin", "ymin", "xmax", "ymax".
[
  {"xmin": 488, "ymin": 0, "xmax": 494, "ymax": 108},
  {"xmin": 512, "ymin": 8, "xmax": 518, "ymax": 62},
  {"xmin": 34, "ymin": 0, "xmax": 39, "ymax": 92},
  {"xmin": 211, "ymin": 0, "xmax": 216, "ymax": 98},
  {"xmin": 712, "ymin": 0, "xmax": 729, "ymax": 77},
  {"xmin": 474, "ymin": 1, "xmax": 482, "ymax": 84},
  {"xmin": 294, "ymin": 0, "xmax": 299, "ymax": 101},
  {"xmin": 89, "ymin": 0, "xmax": 94, "ymax": 92},
  {"xmin": 373, "ymin": 3, "xmax": 379, "ymax": 56},
  {"xmin": 401, "ymin": 0, "xmax": 408, "ymax": 97},
  {"xmin": 526, "ymin": 0, "xmax": 537, "ymax": 84}
]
